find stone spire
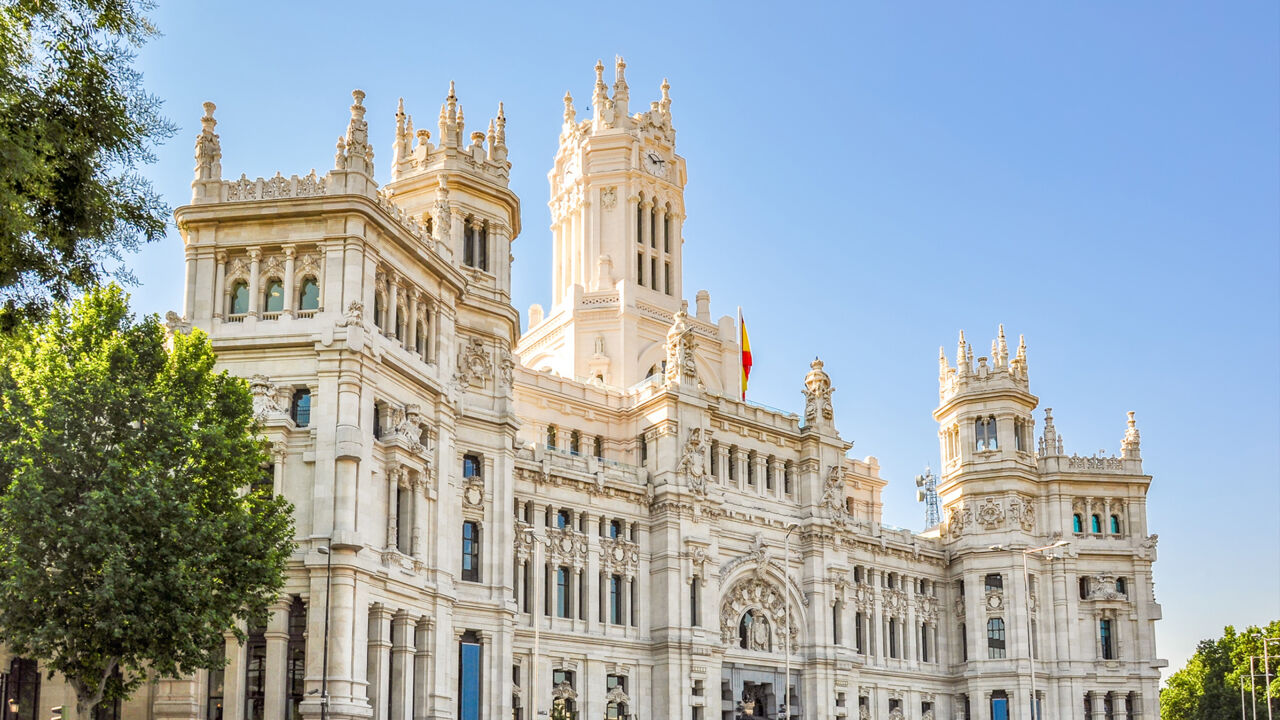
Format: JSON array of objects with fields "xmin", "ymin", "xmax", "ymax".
[
  {"xmin": 191, "ymin": 101, "xmax": 222, "ymax": 202},
  {"xmin": 612, "ymin": 55, "xmax": 630, "ymax": 119},
  {"xmin": 938, "ymin": 346, "xmax": 949, "ymax": 380},
  {"xmin": 455, "ymin": 103, "xmax": 466, "ymax": 150},
  {"xmin": 1122, "ymin": 411, "xmax": 1142, "ymax": 459},
  {"xmin": 492, "ymin": 102, "xmax": 508, "ymax": 164},
  {"xmin": 1039, "ymin": 407, "xmax": 1063, "ymax": 456},
  {"xmin": 659, "ymin": 77, "xmax": 672, "ymax": 117},
  {"xmin": 996, "ymin": 324, "xmax": 1009, "ymax": 367},
  {"xmin": 592, "ymin": 59, "xmax": 608, "ymax": 125},
  {"xmin": 562, "ymin": 91, "xmax": 576, "ymax": 128},
  {"xmin": 439, "ymin": 81, "xmax": 458, "ymax": 149},
  {"xmin": 335, "ymin": 90, "xmax": 374, "ymax": 176},
  {"xmin": 956, "ymin": 330, "xmax": 970, "ymax": 376},
  {"xmin": 1010, "ymin": 333, "xmax": 1028, "ymax": 380},
  {"xmin": 392, "ymin": 98, "xmax": 409, "ymax": 179}
]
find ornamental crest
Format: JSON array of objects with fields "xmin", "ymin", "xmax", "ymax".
[
  {"xmin": 545, "ymin": 526, "xmax": 588, "ymax": 567},
  {"xmin": 678, "ymin": 427, "xmax": 712, "ymax": 495},
  {"xmin": 600, "ymin": 536, "xmax": 640, "ymax": 577},
  {"xmin": 454, "ymin": 337, "xmax": 492, "ymax": 389},
  {"xmin": 976, "ymin": 498, "xmax": 1005, "ymax": 529}
]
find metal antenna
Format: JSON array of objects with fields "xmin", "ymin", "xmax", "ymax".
[{"xmin": 915, "ymin": 466, "xmax": 940, "ymax": 528}]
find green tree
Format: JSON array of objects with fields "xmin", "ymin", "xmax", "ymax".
[
  {"xmin": 0, "ymin": 0, "xmax": 172, "ymax": 326},
  {"xmin": 1162, "ymin": 622, "xmax": 1280, "ymax": 720},
  {"xmin": 0, "ymin": 285, "xmax": 295, "ymax": 719}
]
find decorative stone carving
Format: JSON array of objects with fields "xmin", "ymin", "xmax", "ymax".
[
  {"xmin": 1006, "ymin": 495, "xmax": 1035, "ymax": 532},
  {"xmin": 497, "ymin": 347, "xmax": 515, "ymax": 390},
  {"xmin": 546, "ymin": 526, "xmax": 589, "ymax": 568},
  {"xmin": 917, "ymin": 594, "xmax": 940, "ymax": 623},
  {"xmin": 822, "ymin": 465, "xmax": 847, "ymax": 526},
  {"xmin": 454, "ymin": 337, "xmax": 492, "ymax": 389},
  {"xmin": 337, "ymin": 300, "xmax": 364, "ymax": 327},
  {"xmin": 860, "ymin": 705, "xmax": 872, "ymax": 720},
  {"xmin": 883, "ymin": 588, "xmax": 908, "ymax": 618},
  {"xmin": 947, "ymin": 503, "xmax": 973, "ymax": 539},
  {"xmin": 802, "ymin": 357, "xmax": 834, "ymax": 425},
  {"xmin": 601, "ymin": 536, "xmax": 640, "ymax": 576},
  {"xmin": 164, "ymin": 311, "xmax": 191, "ymax": 335},
  {"xmin": 889, "ymin": 707, "xmax": 905, "ymax": 720},
  {"xmin": 976, "ymin": 498, "xmax": 1004, "ymax": 529},
  {"xmin": 664, "ymin": 305, "xmax": 697, "ymax": 385},
  {"xmin": 601, "ymin": 186, "xmax": 617, "ymax": 209},
  {"xmin": 718, "ymin": 577, "xmax": 798, "ymax": 650},
  {"xmin": 678, "ymin": 427, "xmax": 711, "ymax": 495},
  {"xmin": 248, "ymin": 374, "xmax": 291, "ymax": 420}
]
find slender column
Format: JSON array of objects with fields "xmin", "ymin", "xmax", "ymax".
[
  {"xmin": 1114, "ymin": 692, "xmax": 1129, "ymax": 720},
  {"xmin": 770, "ymin": 458, "xmax": 785, "ymax": 499},
  {"xmin": 639, "ymin": 200, "xmax": 653, "ymax": 252},
  {"xmin": 412, "ymin": 619, "xmax": 430, "ymax": 720},
  {"xmin": 1089, "ymin": 691, "xmax": 1106, "ymax": 720},
  {"xmin": 753, "ymin": 455, "xmax": 768, "ymax": 495},
  {"xmin": 406, "ymin": 292, "xmax": 418, "ymax": 353},
  {"xmin": 263, "ymin": 600, "xmax": 291, "ymax": 720},
  {"xmin": 368, "ymin": 605, "xmax": 393, "ymax": 720},
  {"xmin": 283, "ymin": 246, "xmax": 297, "ymax": 316},
  {"xmin": 411, "ymin": 473, "xmax": 425, "ymax": 561},
  {"xmin": 386, "ymin": 277, "xmax": 399, "ymax": 339},
  {"xmin": 223, "ymin": 629, "xmax": 246, "ymax": 720},
  {"xmin": 214, "ymin": 251, "xmax": 227, "ymax": 319},
  {"xmin": 390, "ymin": 614, "xmax": 413, "ymax": 720},
  {"xmin": 386, "ymin": 467, "xmax": 400, "ymax": 551},
  {"xmin": 1132, "ymin": 693, "xmax": 1144, "ymax": 720},
  {"xmin": 654, "ymin": 205, "xmax": 667, "ymax": 286},
  {"xmin": 428, "ymin": 307, "xmax": 440, "ymax": 363},
  {"xmin": 272, "ymin": 447, "xmax": 287, "ymax": 496},
  {"xmin": 248, "ymin": 249, "xmax": 262, "ymax": 317}
]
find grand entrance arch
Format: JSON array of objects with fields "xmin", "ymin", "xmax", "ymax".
[{"xmin": 718, "ymin": 574, "xmax": 804, "ymax": 720}]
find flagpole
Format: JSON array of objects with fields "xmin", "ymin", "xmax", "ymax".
[{"xmin": 737, "ymin": 306, "xmax": 744, "ymax": 400}]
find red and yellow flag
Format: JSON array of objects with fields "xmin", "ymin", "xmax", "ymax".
[{"xmin": 739, "ymin": 307, "xmax": 752, "ymax": 400}]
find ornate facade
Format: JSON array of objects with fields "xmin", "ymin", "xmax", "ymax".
[{"xmin": 1, "ymin": 60, "xmax": 1165, "ymax": 720}]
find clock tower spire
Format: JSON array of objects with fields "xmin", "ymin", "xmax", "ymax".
[{"xmin": 519, "ymin": 60, "xmax": 739, "ymax": 393}]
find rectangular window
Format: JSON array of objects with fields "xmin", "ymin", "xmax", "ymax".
[
  {"xmin": 855, "ymin": 612, "xmax": 865, "ymax": 654},
  {"xmin": 991, "ymin": 692, "xmax": 1008, "ymax": 720},
  {"xmin": 650, "ymin": 258, "xmax": 657, "ymax": 290},
  {"xmin": 206, "ymin": 649, "xmax": 225, "ymax": 720},
  {"xmin": 960, "ymin": 622, "xmax": 967, "ymax": 661},
  {"xmin": 630, "ymin": 578, "xmax": 638, "ymax": 626},
  {"xmin": 463, "ymin": 454, "xmax": 482, "ymax": 479},
  {"xmin": 888, "ymin": 618, "xmax": 898, "ymax": 658},
  {"xmin": 578, "ymin": 570, "xmax": 587, "ymax": 620},
  {"xmin": 984, "ymin": 573, "xmax": 1003, "ymax": 592},
  {"xmin": 610, "ymin": 575, "xmax": 623, "ymax": 624},
  {"xmin": 664, "ymin": 262, "xmax": 672, "ymax": 296},
  {"xmin": 1100, "ymin": 618, "xmax": 1115, "ymax": 659},
  {"xmin": 987, "ymin": 618, "xmax": 1006, "ymax": 659},
  {"xmin": 290, "ymin": 389, "xmax": 311, "ymax": 427},
  {"xmin": 920, "ymin": 623, "xmax": 929, "ymax": 662},
  {"xmin": 832, "ymin": 603, "xmax": 842, "ymax": 645},
  {"xmin": 461, "ymin": 521, "xmax": 480, "ymax": 582},
  {"xmin": 636, "ymin": 253, "xmax": 644, "ymax": 285},
  {"xmin": 556, "ymin": 567, "xmax": 570, "ymax": 618},
  {"xmin": 457, "ymin": 633, "xmax": 482, "ymax": 720}
]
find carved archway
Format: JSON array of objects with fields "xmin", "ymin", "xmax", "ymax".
[{"xmin": 719, "ymin": 575, "xmax": 802, "ymax": 652}]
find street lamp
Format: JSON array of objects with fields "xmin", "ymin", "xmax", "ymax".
[
  {"xmin": 1252, "ymin": 634, "xmax": 1279, "ymax": 720},
  {"xmin": 520, "ymin": 527, "xmax": 547, "ymax": 720},
  {"xmin": 316, "ymin": 545, "xmax": 333, "ymax": 720},
  {"xmin": 783, "ymin": 523, "xmax": 799, "ymax": 720},
  {"xmin": 990, "ymin": 540, "xmax": 1070, "ymax": 720}
]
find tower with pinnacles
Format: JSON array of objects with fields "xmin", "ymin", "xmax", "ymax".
[{"xmin": 0, "ymin": 58, "xmax": 1162, "ymax": 720}]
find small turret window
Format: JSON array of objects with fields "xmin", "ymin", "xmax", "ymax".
[{"xmin": 975, "ymin": 416, "xmax": 998, "ymax": 451}]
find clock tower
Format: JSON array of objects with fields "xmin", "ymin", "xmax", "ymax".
[{"xmin": 519, "ymin": 59, "xmax": 739, "ymax": 392}]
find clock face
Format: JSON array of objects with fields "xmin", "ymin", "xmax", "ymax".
[{"xmin": 644, "ymin": 150, "xmax": 667, "ymax": 178}]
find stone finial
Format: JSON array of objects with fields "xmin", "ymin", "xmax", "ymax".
[
  {"xmin": 803, "ymin": 357, "xmax": 835, "ymax": 428},
  {"xmin": 938, "ymin": 346, "xmax": 949, "ymax": 378},
  {"xmin": 956, "ymin": 330, "xmax": 969, "ymax": 375},
  {"xmin": 495, "ymin": 102, "xmax": 507, "ymax": 144},
  {"xmin": 592, "ymin": 59, "xmax": 609, "ymax": 124},
  {"xmin": 1122, "ymin": 411, "xmax": 1141, "ymax": 459},
  {"xmin": 1040, "ymin": 407, "xmax": 1063, "ymax": 457},
  {"xmin": 192, "ymin": 101, "xmax": 222, "ymax": 198},
  {"xmin": 660, "ymin": 77, "xmax": 671, "ymax": 115},
  {"xmin": 455, "ymin": 103, "xmax": 466, "ymax": 149},
  {"xmin": 563, "ymin": 91, "xmax": 576, "ymax": 126},
  {"xmin": 392, "ymin": 98, "xmax": 409, "ymax": 177},
  {"xmin": 997, "ymin": 324, "xmax": 1009, "ymax": 367},
  {"xmin": 335, "ymin": 89, "xmax": 374, "ymax": 176}
]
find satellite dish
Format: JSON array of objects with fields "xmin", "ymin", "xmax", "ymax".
[{"xmin": 916, "ymin": 489, "xmax": 926, "ymax": 502}]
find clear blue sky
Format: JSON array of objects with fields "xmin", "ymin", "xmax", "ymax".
[{"xmin": 127, "ymin": 1, "xmax": 1278, "ymax": 678}]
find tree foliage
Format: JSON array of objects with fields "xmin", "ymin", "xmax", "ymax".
[
  {"xmin": 0, "ymin": 0, "xmax": 172, "ymax": 326},
  {"xmin": 0, "ymin": 285, "xmax": 295, "ymax": 719},
  {"xmin": 1162, "ymin": 621, "xmax": 1280, "ymax": 720}
]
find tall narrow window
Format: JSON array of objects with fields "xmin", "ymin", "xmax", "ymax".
[
  {"xmin": 373, "ymin": 293, "xmax": 384, "ymax": 329},
  {"xmin": 691, "ymin": 577, "xmax": 700, "ymax": 626},
  {"xmin": 286, "ymin": 598, "xmax": 307, "ymax": 720},
  {"xmin": 243, "ymin": 625, "xmax": 267, "ymax": 720},
  {"xmin": 987, "ymin": 618, "xmax": 1006, "ymax": 659},
  {"xmin": 546, "ymin": 425, "xmax": 557, "ymax": 450},
  {"xmin": 832, "ymin": 601, "xmax": 843, "ymax": 645},
  {"xmin": 888, "ymin": 617, "xmax": 898, "ymax": 658},
  {"xmin": 1091, "ymin": 514, "xmax": 1102, "ymax": 533},
  {"xmin": 1073, "ymin": 514, "xmax": 1083, "ymax": 533},
  {"xmin": 396, "ymin": 486, "xmax": 411, "ymax": 553},
  {"xmin": 457, "ymin": 632, "xmax": 482, "ymax": 720},
  {"xmin": 664, "ymin": 262, "xmax": 672, "ymax": 296},
  {"xmin": 1110, "ymin": 514, "xmax": 1121, "ymax": 534},
  {"xmin": 650, "ymin": 257, "xmax": 657, "ymax": 290},
  {"xmin": 855, "ymin": 612, "xmax": 865, "ymax": 654},
  {"xmin": 610, "ymin": 575, "xmax": 623, "ymax": 624},
  {"xmin": 630, "ymin": 578, "xmax": 637, "ymax": 626},
  {"xmin": 556, "ymin": 567, "xmax": 570, "ymax": 618},
  {"xmin": 728, "ymin": 448, "xmax": 737, "ymax": 481},
  {"xmin": 298, "ymin": 277, "xmax": 320, "ymax": 311},
  {"xmin": 1116, "ymin": 577, "xmax": 1127, "ymax": 595},
  {"xmin": 710, "ymin": 441, "xmax": 718, "ymax": 476},
  {"xmin": 578, "ymin": 570, "xmax": 586, "ymax": 621},
  {"xmin": 959, "ymin": 622, "xmax": 967, "ymax": 661},
  {"xmin": 291, "ymin": 389, "xmax": 311, "ymax": 427},
  {"xmin": 609, "ymin": 520, "xmax": 622, "ymax": 539},
  {"xmin": 1100, "ymin": 618, "xmax": 1115, "ymax": 659},
  {"xmin": 478, "ymin": 223, "xmax": 489, "ymax": 271},
  {"xmin": 463, "ymin": 221, "xmax": 475, "ymax": 267},
  {"xmin": 920, "ymin": 623, "xmax": 929, "ymax": 662},
  {"xmin": 638, "ymin": 433, "xmax": 648, "ymax": 464},
  {"xmin": 569, "ymin": 430, "xmax": 581, "ymax": 455},
  {"xmin": 5, "ymin": 658, "xmax": 40, "ymax": 720},
  {"xmin": 205, "ymin": 646, "xmax": 224, "ymax": 720},
  {"xmin": 975, "ymin": 416, "xmax": 999, "ymax": 451},
  {"xmin": 636, "ymin": 252, "xmax": 644, "ymax": 286},
  {"xmin": 461, "ymin": 521, "xmax": 480, "ymax": 582},
  {"xmin": 230, "ymin": 281, "xmax": 249, "ymax": 315}
]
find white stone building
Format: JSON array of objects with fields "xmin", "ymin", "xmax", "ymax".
[{"xmin": 1, "ymin": 60, "xmax": 1164, "ymax": 720}]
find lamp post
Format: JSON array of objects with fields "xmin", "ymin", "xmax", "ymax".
[
  {"xmin": 990, "ymin": 540, "xmax": 1069, "ymax": 720},
  {"xmin": 1253, "ymin": 635, "xmax": 1278, "ymax": 720},
  {"xmin": 521, "ymin": 527, "xmax": 547, "ymax": 720},
  {"xmin": 316, "ymin": 545, "xmax": 333, "ymax": 720},
  {"xmin": 783, "ymin": 523, "xmax": 799, "ymax": 720}
]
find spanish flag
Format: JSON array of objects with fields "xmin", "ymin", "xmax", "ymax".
[{"xmin": 739, "ymin": 307, "xmax": 752, "ymax": 400}]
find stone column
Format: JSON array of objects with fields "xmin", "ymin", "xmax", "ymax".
[
  {"xmin": 406, "ymin": 292, "xmax": 418, "ymax": 353},
  {"xmin": 283, "ymin": 246, "xmax": 297, "ymax": 316},
  {"xmin": 391, "ymin": 613, "xmax": 414, "ymax": 720},
  {"xmin": 386, "ymin": 467, "xmax": 400, "ymax": 551},
  {"xmin": 428, "ymin": 306, "xmax": 440, "ymax": 363},
  {"xmin": 413, "ymin": 619, "xmax": 430, "ymax": 720},
  {"xmin": 654, "ymin": 204, "xmax": 666, "ymax": 264},
  {"xmin": 264, "ymin": 600, "xmax": 291, "ymax": 720},
  {"xmin": 223, "ymin": 629, "xmax": 246, "ymax": 720},
  {"xmin": 1089, "ymin": 691, "xmax": 1106, "ymax": 720},
  {"xmin": 248, "ymin": 249, "xmax": 262, "ymax": 317},
  {"xmin": 368, "ymin": 604, "xmax": 393, "ymax": 720},
  {"xmin": 752, "ymin": 455, "xmax": 767, "ymax": 495},
  {"xmin": 716, "ymin": 445, "xmax": 730, "ymax": 485},
  {"xmin": 386, "ymin": 276, "xmax": 399, "ymax": 339},
  {"xmin": 214, "ymin": 251, "xmax": 227, "ymax": 319},
  {"xmin": 770, "ymin": 457, "xmax": 786, "ymax": 499},
  {"xmin": 640, "ymin": 200, "xmax": 653, "ymax": 250},
  {"xmin": 411, "ymin": 473, "xmax": 426, "ymax": 562}
]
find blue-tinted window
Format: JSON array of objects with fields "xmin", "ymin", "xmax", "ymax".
[
  {"xmin": 609, "ymin": 575, "xmax": 622, "ymax": 624},
  {"xmin": 991, "ymin": 693, "xmax": 1008, "ymax": 720},
  {"xmin": 1091, "ymin": 515, "xmax": 1102, "ymax": 533},
  {"xmin": 462, "ymin": 521, "xmax": 480, "ymax": 582},
  {"xmin": 1072, "ymin": 514, "xmax": 1083, "ymax": 533},
  {"xmin": 458, "ymin": 635, "xmax": 482, "ymax": 720},
  {"xmin": 556, "ymin": 567, "xmax": 570, "ymax": 618},
  {"xmin": 987, "ymin": 618, "xmax": 1006, "ymax": 659},
  {"xmin": 1110, "ymin": 515, "xmax": 1121, "ymax": 534},
  {"xmin": 298, "ymin": 278, "xmax": 320, "ymax": 311},
  {"xmin": 230, "ymin": 282, "xmax": 249, "ymax": 315},
  {"xmin": 264, "ymin": 280, "xmax": 284, "ymax": 312},
  {"xmin": 463, "ymin": 454, "xmax": 482, "ymax": 479},
  {"xmin": 291, "ymin": 389, "xmax": 311, "ymax": 427},
  {"xmin": 1100, "ymin": 619, "xmax": 1114, "ymax": 659}
]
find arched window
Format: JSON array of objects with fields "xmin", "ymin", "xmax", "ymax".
[
  {"xmin": 298, "ymin": 277, "xmax": 319, "ymax": 311},
  {"xmin": 1091, "ymin": 514, "xmax": 1102, "ymax": 534},
  {"xmin": 373, "ymin": 293, "xmax": 384, "ymax": 329},
  {"xmin": 975, "ymin": 416, "xmax": 999, "ymax": 451},
  {"xmin": 1110, "ymin": 514, "xmax": 1121, "ymax": 534},
  {"xmin": 263, "ymin": 280, "xmax": 284, "ymax": 313},
  {"xmin": 230, "ymin": 281, "xmax": 249, "ymax": 315},
  {"xmin": 738, "ymin": 610, "xmax": 770, "ymax": 651},
  {"xmin": 1115, "ymin": 577, "xmax": 1127, "ymax": 595},
  {"xmin": 1072, "ymin": 514, "xmax": 1083, "ymax": 533},
  {"xmin": 986, "ymin": 618, "xmax": 1006, "ymax": 658}
]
